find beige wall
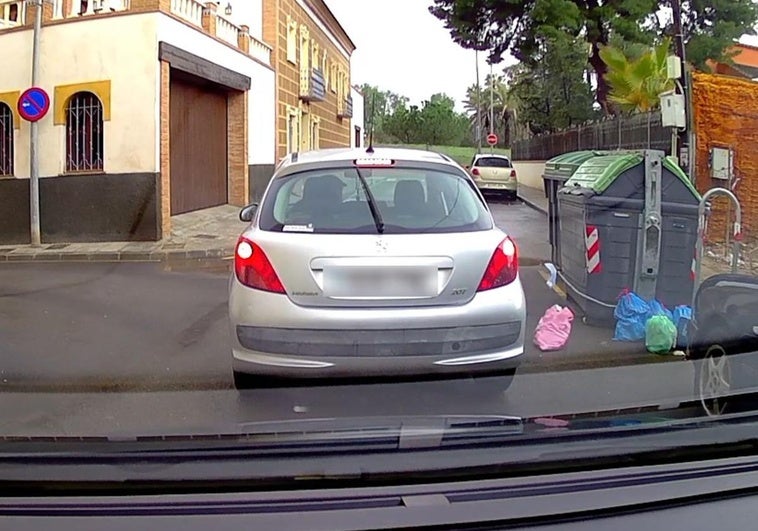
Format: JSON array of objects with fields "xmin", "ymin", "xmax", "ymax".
[
  {"xmin": 513, "ymin": 161, "xmax": 546, "ymax": 189},
  {"xmin": 0, "ymin": 13, "xmax": 158, "ymax": 178}
]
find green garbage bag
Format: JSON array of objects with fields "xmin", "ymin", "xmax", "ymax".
[{"xmin": 645, "ymin": 315, "xmax": 677, "ymax": 354}]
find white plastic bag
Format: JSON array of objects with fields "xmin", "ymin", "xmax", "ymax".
[{"xmin": 534, "ymin": 305, "xmax": 574, "ymax": 351}]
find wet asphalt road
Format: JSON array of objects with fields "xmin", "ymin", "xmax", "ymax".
[
  {"xmin": 0, "ymin": 198, "xmax": 700, "ymax": 436},
  {"xmin": 0, "ymin": 199, "xmax": 675, "ymax": 391}
]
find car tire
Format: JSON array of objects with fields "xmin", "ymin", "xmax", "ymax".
[{"xmin": 503, "ymin": 190, "xmax": 517, "ymax": 202}]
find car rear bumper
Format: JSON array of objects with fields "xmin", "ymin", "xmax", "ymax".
[
  {"xmin": 229, "ymin": 277, "xmax": 526, "ymax": 378},
  {"xmin": 476, "ymin": 180, "xmax": 517, "ymax": 192}
]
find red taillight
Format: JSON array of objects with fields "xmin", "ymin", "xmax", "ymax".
[
  {"xmin": 510, "ymin": 169, "xmax": 517, "ymax": 179},
  {"xmin": 472, "ymin": 167, "xmax": 480, "ymax": 176},
  {"xmin": 234, "ymin": 237, "xmax": 285, "ymax": 293},
  {"xmin": 478, "ymin": 237, "xmax": 518, "ymax": 291}
]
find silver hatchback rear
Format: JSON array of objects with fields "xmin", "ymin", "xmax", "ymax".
[{"xmin": 229, "ymin": 148, "xmax": 526, "ymax": 388}]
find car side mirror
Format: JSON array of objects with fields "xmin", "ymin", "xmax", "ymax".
[{"xmin": 239, "ymin": 203, "xmax": 259, "ymax": 222}]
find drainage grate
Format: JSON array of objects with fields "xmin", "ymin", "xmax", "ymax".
[
  {"xmin": 192, "ymin": 234, "xmax": 218, "ymax": 240},
  {"xmin": 46, "ymin": 244, "xmax": 70, "ymax": 250}
]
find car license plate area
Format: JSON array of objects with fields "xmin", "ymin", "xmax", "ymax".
[{"xmin": 323, "ymin": 266, "xmax": 438, "ymax": 298}]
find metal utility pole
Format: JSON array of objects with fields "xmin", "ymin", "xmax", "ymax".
[
  {"xmin": 475, "ymin": 49, "xmax": 482, "ymax": 153},
  {"xmin": 29, "ymin": 0, "xmax": 43, "ymax": 246},
  {"xmin": 671, "ymin": 0, "xmax": 690, "ymax": 174},
  {"xmin": 489, "ymin": 61, "xmax": 494, "ymax": 154}
]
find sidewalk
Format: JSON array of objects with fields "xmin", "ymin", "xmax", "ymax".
[
  {"xmin": 517, "ymin": 184, "xmax": 548, "ymax": 214},
  {"xmin": 0, "ymin": 205, "xmax": 243, "ymax": 263}
]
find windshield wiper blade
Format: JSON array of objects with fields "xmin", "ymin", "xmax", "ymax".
[{"xmin": 353, "ymin": 167, "xmax": 385, "ymax": 234}]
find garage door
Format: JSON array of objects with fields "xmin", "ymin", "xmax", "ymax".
[{"xmin": 170, "ymin": 75, "xmax": 228, "ymax": 215}]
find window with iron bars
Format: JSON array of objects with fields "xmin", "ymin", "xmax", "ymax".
[
  {"xmin": 0, "ymin": 103, "xmax": 13, "ymax": 177},
  {"xmin": 66, "ymin": 92, "xmax": 104, "ymax": 172}
]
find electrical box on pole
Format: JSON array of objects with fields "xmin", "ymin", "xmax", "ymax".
[{"xmin": 660, "ymin": 91, "xmax": 686, "ymax": 128}]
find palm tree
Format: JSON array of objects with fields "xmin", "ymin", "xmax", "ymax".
[
  {"xmin": 600, "ymin": 38, "xmax": 675, "ymax": 113},
  {"xmin": 464, "ymin": 74, "xmax": 516, "ymax": 146},
  {"xmin": 600, "ymin": 38, "xmax": 675, "ymax": 147}
]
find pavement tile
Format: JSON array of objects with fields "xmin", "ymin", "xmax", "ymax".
[
  {"xmin": 60, "ymin": 253, "xmax": 93, "ymax": 261},
  {"xmin": 5, "ymin": 254, "xmax": 31, "ymax": 261},
  {"xmin": 120, "ymin": 252, "xmax": 156, "ymax": 262},
  {"xmin": 183, "ymin": 249, "xmax": 209, "ymax": 259},
  {"xmin": 88, "ymin": 253, "xmax": 121, "ymax": 261},
  {"xmin": 32, "ymin": 253, "xmax": 62, "ymax": 261},
  {"xmin": 149, "ymin": 251, "xmax": 169, "ymax": 261}
]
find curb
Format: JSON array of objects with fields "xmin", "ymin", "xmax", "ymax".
[
  {"xmin": 517, "ymin": 192, "xmax": 548, "ymax": 215},
  {"xmin": 0, "ymin": 247, "xmax": 235, "ymax": 264}
]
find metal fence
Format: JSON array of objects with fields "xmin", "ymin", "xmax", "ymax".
[{"xmin": 512, "ymin": 112, "xmax": 672, "ymax": 160}]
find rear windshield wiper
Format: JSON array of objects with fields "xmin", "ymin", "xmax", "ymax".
[{"xmin": 352, "ymin": 167, "xmax": 385, "ymax": 234}]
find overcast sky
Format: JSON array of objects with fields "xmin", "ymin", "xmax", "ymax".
[
  {"xmin": 323, "ymin": 2, "xmax": 758, "ymax": 106},
  {"xmin": 324, "ymin": 0, "xmax": 516, "ymax": 111}
]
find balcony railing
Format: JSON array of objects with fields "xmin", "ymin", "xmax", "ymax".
[
  {"xmin": 247, "ymin": 34, "xmax": 272, "ymax": 65},
  {"xmin": 300, "ymin": 68, "xmax": 326, "ymax": 102},
  {"xmin": 170, "ymin": 0, "xmax": 203, "ymax": 26},
  {"xmin": 338, "ymin": 95, "xmax": 353, "ymax": 119},
  {"xmin": 69, "ymin": 0, "xmax": 130, "ymax": 17},
  {"xmin": 0, "ymin": 0, "xmax": 270, "ymax": 67}
]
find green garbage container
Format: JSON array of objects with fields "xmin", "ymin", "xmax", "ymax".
[
  {"xmin": 543, "ymin": 151, "xmax": 605, "ymax": 267},
  {"xmin": 557, "ymin": 150, "xmax": 701, "ymax": 325}
]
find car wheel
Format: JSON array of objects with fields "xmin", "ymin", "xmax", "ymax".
[{"xmin": 695, "ymin": 344, "xmax": 732, "ymax": 417}]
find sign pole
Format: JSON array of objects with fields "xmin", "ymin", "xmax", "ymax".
[
  {"xmin": 489, "ymin": 62, "xmax": 494, "ymax": 154},
  {"xmin": 29, "ymin": 0, "xmax": 43, "ymax": 247}
]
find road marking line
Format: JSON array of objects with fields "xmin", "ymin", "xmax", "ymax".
[{"xmin": 538, "ymin": 268, "xmax": 567, "ymax": 299}]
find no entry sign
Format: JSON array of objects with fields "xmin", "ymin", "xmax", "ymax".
[
  {"xmin": 17, "ymin": 87, "xmax": 50, "ymax": 122},
  {"xmin": 487, "ymin": 133, "xmax": 498, "ymax": 146}
]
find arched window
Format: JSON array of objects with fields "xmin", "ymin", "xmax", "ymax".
[
  {"xmin": 0, "ymin": 103, "xmax": 13, "ymax": 177},
  {"xmin": 65, "ymin": 91, "xmax": 103, "ymax": 172}
]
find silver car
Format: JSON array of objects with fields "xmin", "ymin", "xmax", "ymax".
[{"xmin": 229, "ymin": 147, "xmax": 526, "ymax": 389}]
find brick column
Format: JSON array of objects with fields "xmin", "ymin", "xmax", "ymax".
[
  {"xmin": 24, "ymin": 1, "xmax": 53, "ymax": 25},
  {"xmin": 159, "ymin": 60, "xmax": 172, "ymax": 237},
  {"xmin": 227, "ymin": 90, "xmax": 249, "ymax": 206},
  {"xmin": 238, "ymin": 24, "xmax": 250, "ymax": 54},
  {"xmin": 130, "ymin": 0, "xmax": 168, "ymax": 13},
  {"xmin": 201, "ymin": 2, "xmax": 217, "ymax": 36},
  {"xmin": 61, "ymin": 0, "xmax": 73, "ymax": 19}
]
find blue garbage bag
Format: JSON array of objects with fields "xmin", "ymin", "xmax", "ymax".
[
  {"xmin": 647, "ymin": 299, "xmax": 673, "ymax": 321},
  {"xmin": 672, "ymin": 305, "xmax": 692, "ymax": 349},
  {"xmin": 613, "ymin": 291, "xmax": 650, "ymax": 341}
]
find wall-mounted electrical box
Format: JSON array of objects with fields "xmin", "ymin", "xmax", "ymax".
[{"xmin": 710, "ymin": 146, "xmax": 733, "ymax": 181}]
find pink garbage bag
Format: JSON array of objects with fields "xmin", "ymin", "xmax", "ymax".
[{"xmin": 533, "ymin": 305, "xmax": 574, "ymax": 351}]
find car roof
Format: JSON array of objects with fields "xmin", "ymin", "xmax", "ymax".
[
  {"xmin": 473, "ymin": 153, "xmax": 511, "ymax": 160},
  {"xmin": 276, "ymin": 147, "xmax": 459, "ymax": 170}
]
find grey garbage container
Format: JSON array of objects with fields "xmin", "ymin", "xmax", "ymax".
[
  {"xmin": 543, "ymin": 151, "xmax": 603, "ymax": 267},
  {"xmin": 557, "ymin": 150, "xmax": 701, "ymax": 325}
]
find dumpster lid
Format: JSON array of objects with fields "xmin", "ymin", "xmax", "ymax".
[
  {"xmin": 563, "ymin": 152, "xmax": 700, "ymax": 197},
  {"xmin": 543, "ymin": 151, "xmax": 604, "ymax": 181}
]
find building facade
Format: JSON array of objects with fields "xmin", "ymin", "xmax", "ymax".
[
  {"xmin": 0, "ymin": 0, "xmax": 275, "ymax": 244},
  {"xmin": 262, "ymin": 0, "xmax": 356, "ymax": 161}
]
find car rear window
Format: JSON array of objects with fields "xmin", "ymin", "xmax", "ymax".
[
  {"xmin": 258, "ymin": 167, "xmax": 492, "ymax": 234},
  {"xmin": 475, "ymin": 157, "xmax": 512, "ymax": 168}
]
